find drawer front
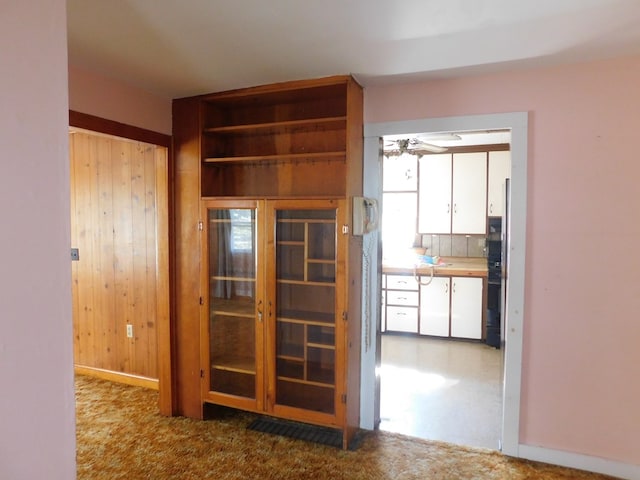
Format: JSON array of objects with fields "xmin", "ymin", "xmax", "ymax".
[
  {"xmin": 385, "ymin": 306, "xmax": 418, "ymax": 333},
  {"xmin": 386, "ymin": 290, "xmax": 419, "ymax": 306},
  {"xmin": 385, "ymin": 275, "xmax": 418, "ymax": 291}
]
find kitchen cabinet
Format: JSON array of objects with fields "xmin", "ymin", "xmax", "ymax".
[
  {"xmin": 418, "ymin": 152, "xmax": 487, "ymax": 234},
  {"xmin": 419, "ymin": 277, "xmax": 450, "ymax": 337},
  {"xmin": 173, "ymin": 75, "xmax": 363, "ymax": 449},
  {"xmin": 487, "ymin": 151, "xmax": 511, "ymax": 217},
  {"xmin": 450, "ymin": 277, "xmax": 483, "ymax": 339},
  {"xmin": 384, "ymin": 274, "xmax": 419, "ymax": 333},
  {"xmin": 418, "ymin": 154, "xmax": 452, "ymax": 234},
  {"xmin": 383, "ymin": 272, "xmax": 483, "ymax": 339},
  {"xmin": 452, "ymin": 152, "xmax": 487, "ymax": 234}
]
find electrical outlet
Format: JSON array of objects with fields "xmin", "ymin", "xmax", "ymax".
[{"xmin": 126, "ymin": 324, "xmax": 133, "ymax": 338}]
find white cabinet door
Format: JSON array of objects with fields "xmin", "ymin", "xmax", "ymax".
[
  {"xmin": 419, "ymin": 276, "xmax": 451, "ymax": 337},
  {"xmin": 452, "ymin": 152, "xmax": 487, "ymax": 234},
  {"xmin": 487, "ymin": 151, "xmax": 511, "ymax": 217},
  {"xmin": 418, "ymin": 154, "xmax": 452, "ymax": 234},
  {"xmin": 450, "ymin": 277, "xmax": 483, "ymax": 339}
]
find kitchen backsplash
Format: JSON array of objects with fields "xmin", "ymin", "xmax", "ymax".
[{"xmin": 419, "ymin": 234, "xmax": 486, "ymax": 257}]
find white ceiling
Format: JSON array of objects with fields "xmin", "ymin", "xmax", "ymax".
[{"xmin": 67, "ymin": 0, "xmax": 640, "ymax": 99}]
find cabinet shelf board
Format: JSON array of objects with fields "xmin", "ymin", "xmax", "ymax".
[
  {"xmin": 277, "ymin": 241, "xmax": 305, "ymax": 246},
  {"xmin": 278, "ymin": 311, "xmax": 335, "ymax": 324},
  {"xmin": 203, "ymin": 151, "xmax": 346, "ymax": 164},
  {"xmin": 307, "ymin": 259, "xmax": 335, "ymax": 264},
  {"xmin": 277, "ymin": 219, "xmax": 335, "ymax": 224},
  {"xmin": 276, "ymin": 354, "xmax": 304, "ymax": 362},
  {"xmin": 277, "ymin": 279, "xmax": 335, "ymax": 287},
  {"xmin": 211, "ymin": 298, "xmax": 255, "ymax": 317},
  {"xmin": 307, "ymin": 342, "xmax": 335, "ymax": 350},
  {"xmin": 211, "ymin": 356, "xmax": 255, "ymax": 375},
  {"xmin": 203, "ymin": 117, "xmax": 347, "ymax": 135},
  {"xmin": 211, "ymin": 276, "xmax": 256, "ymax": 282},
  {"xmin": 276, "ymin": 376, "xmax": 335, "ymax": 389}
]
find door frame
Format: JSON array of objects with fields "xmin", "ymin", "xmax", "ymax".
[
  {"xmin": 361, "ymin": 112, "xmax": 528, "ymax": 457},
  {"xmin": 69, "ymin": 110, "xmax": 174, "ymax": 415}
]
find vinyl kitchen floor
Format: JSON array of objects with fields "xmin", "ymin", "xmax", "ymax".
[{"xmin": 379, "ymin": 334, "xmax": 504, "ymax": 450}]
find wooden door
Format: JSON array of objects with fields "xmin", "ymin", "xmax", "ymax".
[
  {"xmin": 69, "ymin": 130, "xmax": 169, "ymax": 383},
  {"xmin": 200, "ymin": 199, "xmax": 265, "ymax": 413},
  {"xmin": 265, "ymin": 198, "xmax": 347, "ymax": 428}
]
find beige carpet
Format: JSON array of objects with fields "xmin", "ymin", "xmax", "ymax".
[{"xmin": 75, "ymin": 375, "xmax": 617, "ymax": 479}]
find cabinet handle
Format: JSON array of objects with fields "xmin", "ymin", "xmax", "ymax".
[
  {"xmin": 268, "ymin": 301, "xmax": 273, "ymax": 319},
  {"xmin": 452, "ymin": 282, "xmax": 456, "ymax": 294},
  {"xmin": 447, "ymin": 203, "xmax": 450, "ymax": 214},
  {"xmin": 490, "ymin": 203, "xmax": 494, "ymax": 214},
  {"xmin": 454, "ymin": 203, "xmax": 457, "ymax": 214},
  {"xmin": 398, "ymin": 296, "xmax": 407, "ymax": 300},
  {"xmin": 445, "ymin": 283, "xmax": 448, "ymax": 294},
  {"xmin": 257, "ymin": 300, "xmax": 263, "ymax": 322}
]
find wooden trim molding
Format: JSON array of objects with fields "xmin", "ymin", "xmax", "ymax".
[
  {"xmin": 69, "ymin": 110, "xmax": 171, "ymax": 148},
  {"xmin": 75, "ymin": 365, "xmax": 159, "ymax": 391}
]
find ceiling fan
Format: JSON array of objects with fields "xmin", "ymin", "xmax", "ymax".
[{"xmin": 383, "ymin": 133, "xmax": 462, "ymax": 155}]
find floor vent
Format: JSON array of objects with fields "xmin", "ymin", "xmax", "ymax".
[{"xmin": 247, "ymin": 417, "xmax": 354, "ymax": 449}]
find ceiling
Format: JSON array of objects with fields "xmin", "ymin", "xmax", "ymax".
[{"xmin": 67, "ymin": 0, "xmax": 640, "ymax": 100}]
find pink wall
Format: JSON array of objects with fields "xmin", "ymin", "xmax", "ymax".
[
  {"xmin": 365, "ymin": 56, "xmax": 640, "ymax": 465},
  {"xmin": 69, "ymin": 64, "xmax": 172, "ymax": 135},
  {"xmin": 0, "ymin": 1, "xmax": 76, "ymax": 478}
]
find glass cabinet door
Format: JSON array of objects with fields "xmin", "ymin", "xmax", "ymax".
[
  {"xmin": 273, "ymin": 206, "xmax": 338, "ymax": 415},
  {"xmin": 204, "ymin": 204, "xmax": 259, "ymax": 402}
]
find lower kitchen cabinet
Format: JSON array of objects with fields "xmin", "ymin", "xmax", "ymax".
[
  {"xmin": 419, "ymin": 277, "xmax": 450, "ymax": 336},
  {"xmin": 383, "ymin": 273, "xmax": 484, "ymax": 340},
  {"xmin": 450, "ymin": 277, "xmax": 483, "ymax": 339}
]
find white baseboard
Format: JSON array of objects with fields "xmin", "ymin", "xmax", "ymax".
[{"xmin": 519, "ymin": 444, "xmax": 640, "ymax": 480}]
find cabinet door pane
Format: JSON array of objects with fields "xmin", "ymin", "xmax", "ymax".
[
  {"xmin": 207, "ymin": 207, "xmax": 257, "ymax": 398},
  {"xmin": 275, "ymin": 208, "xmax": 337, "ymax": 414}
]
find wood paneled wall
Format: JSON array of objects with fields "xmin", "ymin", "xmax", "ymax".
[{"xmin": 70, "ymin": 130, "xmax": 169, "ymax": 381}]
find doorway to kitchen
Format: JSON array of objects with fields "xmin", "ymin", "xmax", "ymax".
[
  {"xmin": 361, "ymin": 112, "xmax": 528, "ymax": 456},
  {"xmin": 378, "ymin": 129, "xmax": 509, "ymax": 450}
]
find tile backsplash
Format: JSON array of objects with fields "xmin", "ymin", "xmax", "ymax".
[{"xmin": 420, "ymin": 234, "xmax": 486, "ymax": 257}]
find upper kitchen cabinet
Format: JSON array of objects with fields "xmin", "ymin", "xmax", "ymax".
[
  {"xmin": 487, "ymin": 151, "xmax": 511, "ymax": 217},
  {"xmin": 418, "ymin": 152, "xmax": 487, "ymax": 235},
  {"xmin": 451, "ymin": 152, "xmax": 487, "ymax": 234},
  {"xmin": 417, "ymin": 154, "xmax": 452, "ymax": 234}
]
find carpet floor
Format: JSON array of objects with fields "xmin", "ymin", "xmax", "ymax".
[{"xmin": 75, "ymin": 375, "xmax": 618, "ymax": 480}]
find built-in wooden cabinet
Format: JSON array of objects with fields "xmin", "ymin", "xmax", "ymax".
[
  {"xmin": 201, "ymin": 199, "xmax": 349, "ymax": 425},
  {"xmin": 173, "ymin": 75, "xmax": 363, "ymax": 449}
]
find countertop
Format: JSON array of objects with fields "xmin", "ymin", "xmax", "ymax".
[{"xmin": 383, "ymin": 256, "xmax": 488, "ymax": 278}]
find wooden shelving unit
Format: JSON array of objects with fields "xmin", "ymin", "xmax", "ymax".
[{"xmin": 172, "ymin": 75, "xmax": 363, "ymax": 449}]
